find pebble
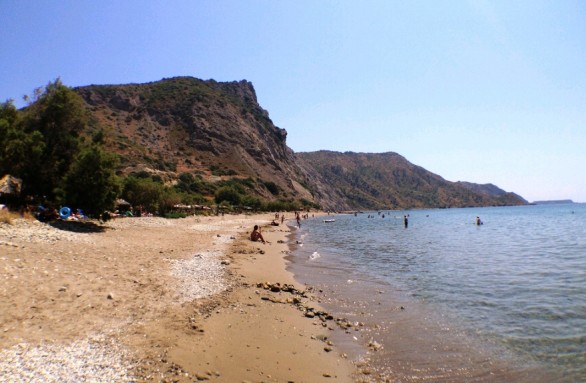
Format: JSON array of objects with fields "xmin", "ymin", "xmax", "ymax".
[
  {"xmin": 0, "ymin": 216, "xmax": 244, "ymax": 383},
  {"xmin": 0, "ymin": 335, "xmax": 135, "ymax": 382},
  {"xmin": 168, "ymin": 251, "xmax": 228, "ymax": 302},
  {"xmin": 0, "ymin": 219, "xmax": 93, "ymax": 244}
]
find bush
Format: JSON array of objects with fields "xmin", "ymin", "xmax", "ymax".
[
  {"xmin": 215, "ymin": 186, "xmax": 242, "ymax": 206},
  {"xmin": 263, "ymin": 181, "xmax": 280, "ymax": 196},
  {"xmin": 165, "ymin": 211, "xmax": 187, "ymax": 219}
]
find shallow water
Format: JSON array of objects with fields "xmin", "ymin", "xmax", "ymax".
[{"xmin": 289, "ymin": 204, "xmax": 586, "ymax": 382}]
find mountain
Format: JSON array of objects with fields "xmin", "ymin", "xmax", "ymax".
[
  {"xmin": 73, "ymin": 77, "xmax": 526, "ymax": 211},
  {"xmin": 456, "ymin": 181, "xmax": 528, "ymax": 204},
  {"xmin": 297, "ymin": 151, "xmax": 527, "ymax": 210},
  {"xmin": 75, "ymin": 77, "xmax": 346, "ymax": 208}
]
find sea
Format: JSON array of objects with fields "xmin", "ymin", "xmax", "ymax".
[{"xmin": 288, "ymin": 203, "xmax": 585, "ymax": 382}]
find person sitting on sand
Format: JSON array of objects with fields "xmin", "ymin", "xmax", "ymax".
[{"xmin": 251, "ymin": 225, "xmax": 266, "ymax": 243}]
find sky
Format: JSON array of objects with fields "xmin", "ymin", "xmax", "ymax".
[{"xmin": 1, "ymin": 0, "xmax": 585, "ymax": 202}]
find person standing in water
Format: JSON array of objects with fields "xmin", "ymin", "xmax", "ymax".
[
  {"xmin": 476, "ymin": 216, "xmax": 483, "ymax": 226},
  {"xmin": 404, "ymin": 215, "xmax": 408, "ymax": 228}
]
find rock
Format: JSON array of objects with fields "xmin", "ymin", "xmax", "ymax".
[
  {"xmin": 315, "ymin": 334, "xmax": 328, "ymax": 342},
  {"xmin": 194, "ymin": 372, "xmax": 210, "ymax": 380},
  {"xmin": 107, "ymin": 293, "xmax": 114, "ymax": 300},
  {"xmin": 368, "ymin": 339, "xmax": 383, "ymax": 351}
]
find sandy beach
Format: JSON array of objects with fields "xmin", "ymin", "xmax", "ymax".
[{"xmin": 0, "ymin": 213, "xmax": 365, "ymax": 382}]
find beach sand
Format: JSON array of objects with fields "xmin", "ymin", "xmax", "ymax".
[{"xmin": 0, "ymin": 214, "xmax": 361, "ymax": 382}]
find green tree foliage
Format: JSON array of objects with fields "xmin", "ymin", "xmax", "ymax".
[
  {"xmin": 241, "ymin": 195, "xmax": 262, "ymax": 210},
  {"xmin": 175, "ymin": 172, "xmax": 210, "ymax": 194},
  {"xmin": 63, "ymin": 143, "xmax": 121, "ymax": 216},
  {"xmin": 1, "ymin": 81, "xmax": 121, "ymax": 215},
  {"xmin": 122, "ymin": 176, "xmax": 165, "ymax": 213},
  {"xmin": 19, "ymin": 79, "xmax": 90, "ymax": 199},
  {"xmin": 0, "ymin": 100, "xmax": 45, "ymax": 179},
  {"xmin": 214, "ymin": 186, "xmax": 242, "ymax": 206},
  {"xmin": 263, "ymin": 181, "xmax": 280, "ymax": 196},
  {"xmin": 158, "ymin": 189, "xmax": 182, "ymax": 216}
]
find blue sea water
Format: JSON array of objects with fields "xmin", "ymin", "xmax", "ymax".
[{"xmin": 289, "ymin": 204, "xmax": 586, "ymax": 382}]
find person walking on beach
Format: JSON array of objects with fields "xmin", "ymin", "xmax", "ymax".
[{"xmin": 250, "ymin": 225, "xmax": 266, "ymax": 244}]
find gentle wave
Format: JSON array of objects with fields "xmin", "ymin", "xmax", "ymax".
[{"xmin": 292, "ymin": 204, "xmax": 586, "ymax": 382}]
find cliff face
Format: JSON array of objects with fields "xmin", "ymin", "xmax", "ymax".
[
  {"xmin": 74, "ymin": 77, "xmax": 526, "ymax": 211},
  {"xmin": 75, "ymin": 77, "xmax": 343, "ymax": 206}
]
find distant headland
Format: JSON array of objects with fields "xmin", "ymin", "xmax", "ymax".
[{"xmin": 532, "ymin": 199, "xmax": 574, "ymax": 205}]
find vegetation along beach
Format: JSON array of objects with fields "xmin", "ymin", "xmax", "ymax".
[
  {"xmin": 1, "ymin": 76, "xmax": 583, "ymax": 382},
  {"xmin": 2, "ymin": 2, "xmax": 585, "ymax": 379}
]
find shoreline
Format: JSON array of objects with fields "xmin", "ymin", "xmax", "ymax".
[
  {"xmin": 0, "ymin": 214, "xmax": 359, "ymax": 382},
  {"xmin": 285, "ymin": 212, "xmax": 567, "ymax": 383}
]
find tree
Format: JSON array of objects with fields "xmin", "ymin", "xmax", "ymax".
[
  {"xmin": 0, "ymin": 100, "xmax": 45, "ymax": 185},
  {"xmin": 214, "ymin": 186, "xmax": 242, "ymax": 206},
  {"xmin": 241, "ymin": 194, "xmax": 262, "ymax": 210},
  {"xmin": 158, "ymin": 189, "xmax": 182, "ymax": 216},
  {"xmin": 122, "ymin": 177, "xmax": 165, "ymax": 213},
  {"xmin": 19, "ymin": 79, "xmax": 90, "ymax": 200},
  {"xmin": 63, "ymin": 143, "xmax": 121, "ymax": 217}
]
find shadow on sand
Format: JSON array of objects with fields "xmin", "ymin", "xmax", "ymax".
[{"xmin": 48, "ymin": 220, "xmax": 109, "ymax": 233}]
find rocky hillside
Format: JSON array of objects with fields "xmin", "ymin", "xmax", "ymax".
[
  {"xmin": 297, "ymin": 151, "xmax": 526, "ymax": 210},
  {"xmin": 456, "ymin": 181, "xmax": 528, "ymax": 204},
  {"xmin": 74, "ymin": 77, "xmax": 526, "ymax": 211},
  {"xmin": 75, "ymin": 77, "xmax": 346, "ymax": 208}
]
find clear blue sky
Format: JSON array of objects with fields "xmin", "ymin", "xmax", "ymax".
[{"xmin": 2, "ymin": 1, "xmax": 585, "ymax": 202}]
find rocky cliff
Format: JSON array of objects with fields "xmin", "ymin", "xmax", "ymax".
[
  {"xmin": 74, "ymin": 77, "xmax": 526, "ymax": 211},
  {"xmin": 75, "ymin": 77, "xmax": 346, "ymax": 207}
]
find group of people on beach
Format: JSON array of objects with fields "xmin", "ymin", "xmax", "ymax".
[
  {"xmin": 250, "ymin": 213, "xmax": 484, "ymax": 245},
  {"xmin": 251, "ymin": 211, "xmax": 310, "ymax": 244}
]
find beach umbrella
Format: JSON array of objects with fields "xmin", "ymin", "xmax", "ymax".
[{"xmin": 0, "ymin": 174, "xmax": 22, "ymax": 196}]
